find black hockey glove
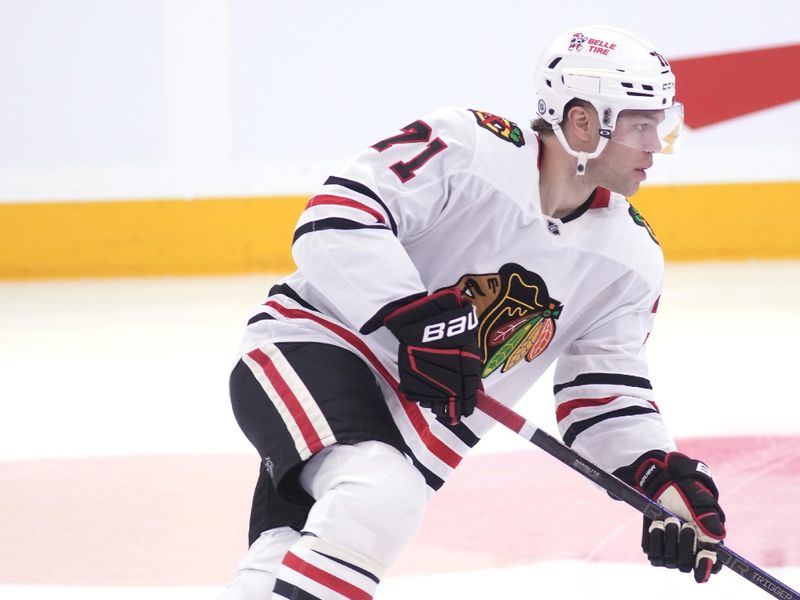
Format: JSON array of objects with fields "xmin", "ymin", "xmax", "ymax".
[
  {"xmin": 615, "ymin": 451, "xmax": 726, "ymax": 583},
  {"xmin": 384, "ymin": 288, "xmax": 481, "ymax": 425}
]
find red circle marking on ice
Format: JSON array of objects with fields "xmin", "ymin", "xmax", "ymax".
[{"xmin": 0, "ymin": 436, "xmax": 797, "ymax": 585}]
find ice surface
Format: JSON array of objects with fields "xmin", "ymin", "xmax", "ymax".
[{"xmin": 1, "ymin": 261, "xmax": 798, "ymax": 598}]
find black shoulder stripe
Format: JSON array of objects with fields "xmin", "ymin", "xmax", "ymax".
[
  {"xmin": 268, "ymin": 283, "xmax": 320, "ymax": 313},
  {"xmin": 563, "ymin": 405, "xmax": 658, "ymax": 447},
  {"xmin": 293, "ymin": 218, "xmax": 390, "ymax": 244},
  {"xmin": 247, "ymin": 312, "xmax": 275, "ymax": 326},
  {"xmin": 554, "ymin": 373, "xmax": 652, "ymax": 395},
  {"xmin": 324, "ymin": 175, "xmax": 398, "ymax": 235},
  {"xmin": 324, "ymin": 175, "xmax": 382, "ymax": 203}
]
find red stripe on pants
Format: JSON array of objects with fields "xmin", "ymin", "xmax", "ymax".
[{"xmin": 247, "ymin": 347, "xmax": 325, "ymax": 454}]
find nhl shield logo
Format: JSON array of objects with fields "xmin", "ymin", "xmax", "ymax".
[{"xmin": 451, "ymin": 263, "xmax": 562, "ymax": 377}]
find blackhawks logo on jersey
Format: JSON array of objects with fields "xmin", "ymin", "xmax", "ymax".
[
  {"xmin": 450, "ymin": 263, "xmax": 561, "ymax": 377},
  {"xmin": 628, "ymin": 203, "xmax": 659, "ymax": 245},
  {"xmin": 469, "ymin": 109, "xmax": 525, "ymax": 148}
]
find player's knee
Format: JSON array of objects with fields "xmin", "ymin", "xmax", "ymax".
[
  {"xmin": 357, "ymin": 443, "xmax": 429, "ymax": 533},
  {"xmin": 300, "ymin": 441, "xmax": 429, "ymax": 570}
]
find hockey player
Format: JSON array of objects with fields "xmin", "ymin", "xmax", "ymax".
[{"xmin": 220, "ymin": 25, "xmax": 726, "ymax": 599}]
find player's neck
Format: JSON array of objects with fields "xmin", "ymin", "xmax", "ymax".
[{"xmin": 538, "ymin": 135, "xmax": 599, "ymax": 220}]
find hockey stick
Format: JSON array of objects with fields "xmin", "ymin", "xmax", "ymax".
[{"xmin": 475, "ymin": 390, "xmax": 798, "ymax": 599}]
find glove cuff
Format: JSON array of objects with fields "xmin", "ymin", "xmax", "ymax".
[
  {"xmin": 613, "ymin": 449, "xmax": 666, "ymax": 489},
  {"xmin": 639, "ymin": 452, "xmax": 718, "ymax": 499}
]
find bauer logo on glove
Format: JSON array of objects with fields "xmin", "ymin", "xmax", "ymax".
[{"xmin": 421, "ymin": 306, "xmax": 478, "ymax": 343}]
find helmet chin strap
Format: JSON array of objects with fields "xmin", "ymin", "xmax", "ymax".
[{"xmin": 551, "ymin": 123, "xmax": 610, "ymax": 177}]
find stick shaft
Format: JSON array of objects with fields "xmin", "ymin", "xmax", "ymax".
[{"xmin": 476, "ymin": 390, "xmax": 799, "ymax": 599}]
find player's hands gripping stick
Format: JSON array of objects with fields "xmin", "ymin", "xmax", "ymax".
[
  {"xmin": 616, "ymin": 451, "xmax": 726, "ymax": 582},
  {"xmin": 384, "ymin": 288, "xmax": 481, "ymax": 425}
]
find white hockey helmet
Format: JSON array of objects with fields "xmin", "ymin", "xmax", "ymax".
[{"xmin": 534, "ymin": 25, "xmax": 683, "ymax": 174}]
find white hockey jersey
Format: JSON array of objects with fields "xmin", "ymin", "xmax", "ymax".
[{"xmin": 240, "ymin": 106, "xmax": 676, "ymax": 491}]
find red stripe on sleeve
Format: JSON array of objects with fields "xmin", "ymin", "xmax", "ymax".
[
  {"xmin": 556, "ymin": 396, "xmax": 660, "ymax": 423},
  {"xmin": 307, "ymin": 194, "xmax": 386, "ymax": 224},
  {"xmin": 247, "ymin": 348, "xmax": 325, "ymax": 454},
  {"xmin": 556, "ymin": 396, "xmax": 620, "ymax": 423},
  {"xmin": 263, "ymin": 301, "xmax": 463, "ymax": 469},
  {"xmin": 283, "ymin": 551, "xmax": 373, "ymax": 600}
]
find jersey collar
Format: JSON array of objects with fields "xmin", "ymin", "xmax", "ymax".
[{"xmin": 560, "ymin": 187, "xmax": 611, "ymax": 223}]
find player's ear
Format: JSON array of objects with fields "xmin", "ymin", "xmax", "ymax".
[{"xmin": 564, "ymin": 105, "xmax": 594, "ymax": 143}]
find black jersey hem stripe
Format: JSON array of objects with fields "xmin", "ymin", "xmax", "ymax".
[
  {"xmin": 293, "ymin": 218, "xmax": 390, "ymax": 244},
  {"xmin": 554, "ymin": 373, "xmax": 652, "ymax": 395},
  {"xmin": 310, "ymin": 549, "xmax": 380, "ymax": 584},
  {"xmin": 563, "ymin": 405, "xmax": 658, "ymax": 447},
  {"xmin": 405, "ymin": 446, "xmax": 445, "ymax": 490},
  {"xmin": 268, "ymin": 283, "xmax": 321, "ymax": 313},
  {"xmin": 359, "ymin": 292, "xmax": 428, "ymax": 335},
  {"xmin": 273, "ymin": 579, "xmax": 321, "ymax": 600},
  {"xmin": 324, "ymin": 175, "xmax": 398, "ymax": 235},
  {"xmin": 442, "ymin": 420, "xmax": 481, "ymax": 448},
  {"xmin": 247, "ymin": 312, "xmax": 275, "ymax": 326}
]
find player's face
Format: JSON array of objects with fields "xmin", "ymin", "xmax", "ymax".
[
  {"xmin": 588, "ymin": 110, "xmax": 666, "ymax": 196},
  {"xmin": 612, "ymin": 110, "xmax": 666, "ymax": 153}
]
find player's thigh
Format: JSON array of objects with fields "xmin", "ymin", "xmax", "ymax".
[{"xmin": 229, "ymin": 342, "xmax": 406, "ymax": 538}]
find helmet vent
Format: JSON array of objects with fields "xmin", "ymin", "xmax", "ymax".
[
  {"xmin": 548, "ymin": 57, "xmax": 563, "ymax": 69},
  {"xmin": 621, "ymin": 82, "xmax": 634, "ymax": 88},
  {"xmin": 642, "ymin": 84, "xmax": 654, "ymax": 91},
  {"xmin": 626, "ymin": 91, "xmax": 654, "ymax": 97},
  {"xmin": 546, "ymin": 79, "xmax": 552, "ymax": 88}
]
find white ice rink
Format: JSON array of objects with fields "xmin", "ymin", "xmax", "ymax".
[{"xmin": 1, "ymin": 261, "xmax": 799, "ymax": 599}]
